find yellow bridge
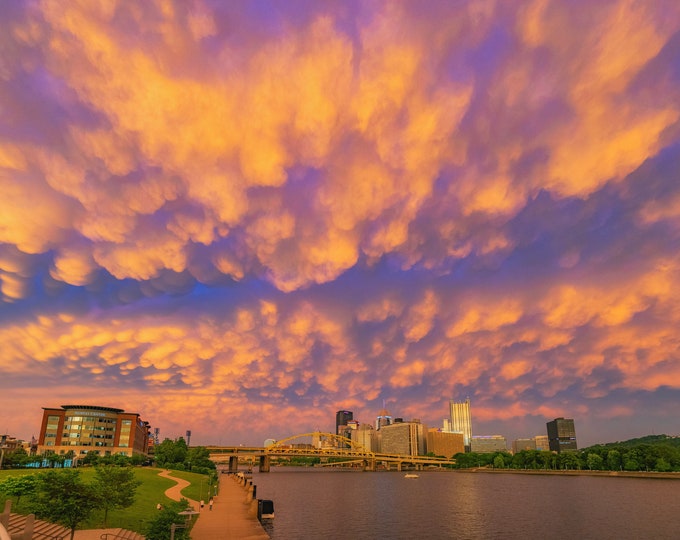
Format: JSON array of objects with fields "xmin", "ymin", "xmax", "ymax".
[{"xmin": 207, "ymin": 431, "xmax": 456, "ymax": 472}]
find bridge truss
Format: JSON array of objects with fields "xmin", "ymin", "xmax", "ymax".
[{"xmin": 208, "ymin": 431, "xmax": 457, "ymax": 472}]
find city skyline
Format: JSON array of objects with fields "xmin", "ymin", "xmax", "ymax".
[{"xmin": 1, "ymin": 2, "xmax": 680, "ymax": 449}]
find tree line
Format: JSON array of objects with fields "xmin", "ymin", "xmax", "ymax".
[
  {"xmin": 451, "ymin": 436, "xmax": 680, "ymax": 472},
  {"xmin": 0, "ymin": 446, "xmax": 148, "ymax": 468},
  {"xmin": 0, "ymin": 437, "xmax": 216, "ymax": 472}
]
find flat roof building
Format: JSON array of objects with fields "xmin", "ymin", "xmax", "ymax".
[
  {"xmin": 38, "ymin": 405, "xmax": 150, "ymax": 459},
  {"xmin": 471, "ymin": 435, "xmax": 507, "ymax": 453},
  {"xmin": 379, "ymin": 420, "xmax": 426, "ymax": 456},
  {"xmin": 512, "ymin": 438, "xmax": 537, "ymax": 454},
  {"xmin": 546, "ymin": 418, "xmax": 577, "ymax": 453},
  {"xmin": 427, "ymin": 429, "xmax": 465, "ymax": 458},
  {"xmin": 534, "ymin": 435, "xmax": 550, "ymax": 452}
]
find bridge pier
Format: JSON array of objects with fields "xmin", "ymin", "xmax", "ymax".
[
  {"xmin": 259, "ymin": 455, "xmax": 270, "ymax": 473},
  {"xmin": 362, "ymin": 459, "xmax": 375, "ymax": 472},
  {"xmin": 228, "ymin": 455, "xmax": 239, "ymax": 473}
]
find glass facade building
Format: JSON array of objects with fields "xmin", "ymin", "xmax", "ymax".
[
  {"xmin": 449, "ymin": 398, "xmax": 472, "ymax": 452},
  {"xmin": 546, "ymin": 417, "xmax": 577, "ymax": 453},
  {"xmin": 38, "ymin": 405, "xmax": 150, "ymax": 458}
]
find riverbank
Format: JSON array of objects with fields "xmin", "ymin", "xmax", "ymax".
[{"xmin": 449, "ymin": 467, "xmax": 680, "ymax": 479}]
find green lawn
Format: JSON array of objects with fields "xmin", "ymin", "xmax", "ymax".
[{"xmin": 0, "ymin": 467, "xmax": 211, "ymax": 534}]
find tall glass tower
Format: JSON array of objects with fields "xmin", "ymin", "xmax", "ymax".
[{"xmin": 449, "ymin": 398, "xmax": 472, "ymax": 452}]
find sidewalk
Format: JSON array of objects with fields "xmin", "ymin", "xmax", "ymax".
[{"xmin": 189, "ymin": 474, "xmax": 269, "ymax": 540}]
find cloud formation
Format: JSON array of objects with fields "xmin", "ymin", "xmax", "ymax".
[{"xmin": 1, "ymin": 0, "xmax": 679, "ymax": 446}]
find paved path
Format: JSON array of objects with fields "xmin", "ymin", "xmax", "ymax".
[
  {"xmin": 189, "ymin": 474, "xmax": 270, "ymax": 540},
  {"xmin": 158, "ymin": 469, "xmax": 200, "ymax": 509}
]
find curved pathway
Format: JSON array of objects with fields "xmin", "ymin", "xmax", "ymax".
[
  {"xmin": 157, "ymin": 469, "xmax": 200, "ymax": 510},
  {"xmin": 73, "ymin": 470, "xmax": 198, "ymax": 540}
]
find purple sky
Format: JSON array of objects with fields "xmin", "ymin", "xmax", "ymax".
[{"xmin": 1, "ymin": 0, "xmax": 680, "ymax": 448}]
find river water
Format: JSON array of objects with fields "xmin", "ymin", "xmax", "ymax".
[{"xmin": 249, "ymin": 468, "xmax": 680, "ymax": 539}]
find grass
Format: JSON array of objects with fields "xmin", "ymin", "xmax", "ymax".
[{"xmin": 0, "ymin": 467, "xmax": 212, "ymax": 534}]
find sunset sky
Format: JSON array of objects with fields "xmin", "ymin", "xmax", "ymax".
[{"xmin": 1, "ymin": 0, "xmax": 680, "ymax": 448}]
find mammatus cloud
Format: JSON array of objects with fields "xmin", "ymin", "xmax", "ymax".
[{"xmin": 1, "ymin": 0, "xmax": 679, "ymax": 446}]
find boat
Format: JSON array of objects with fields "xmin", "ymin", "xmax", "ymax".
[{"xmin": 404, "ymin": 473, "xmax": 419, "ymax": 478}]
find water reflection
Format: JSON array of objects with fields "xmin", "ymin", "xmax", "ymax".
[{"xmin": 251, "ymin": 469, "xmax": 680, "ymax": 539}]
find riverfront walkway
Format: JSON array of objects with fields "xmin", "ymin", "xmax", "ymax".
[
  {"xmin": 73, "ymin": 470, "xmax": 268, "ymax": 540},
  {"xmin": 163, "ymin": 470, "xmax": 270, "ymax": 540}
]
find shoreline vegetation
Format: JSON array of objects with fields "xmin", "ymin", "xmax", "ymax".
[{"xmin": 449, "ymin": 467, "xmax": 680, "ymax": 480}]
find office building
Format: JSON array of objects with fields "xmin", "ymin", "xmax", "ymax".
[
  {"xmin": 427, "ymin": 429, "xmax": 465, "ymax": 458},
  {"xmin": 351, "ymin": 423, "xmax": 377, "ymax": 452},
  {"xmin": 375, "ymin": 408, "xmax": 392, "ymax": 430},
  {"xmin": 38, "ymin": 405, "xmax": 150, "ymax": 458},
  {"xmin": 449, "ymin": 398, "xmax": 472, "ymax": 452},
  {"xmin": 534, "ymin": 435, "xmax": 549, "ymax": 451},
  {"xmin": 512, "ymin": 438, "xmax": 537, "ymax": 454},
  {"xmin": 546, "ymin": 418, "xmax": 577, "ymax": 453},
  {"xmin": 339, "ymin": 420, "xmax": 360, "ymax": 445},
  {"xmin": 471, "ymin": 435, "xmax": 507, "ymax": 453},
  {"xmin": 336, "ymin": 410, "xmax": 353, "ymax": 436},
  {"xmin": 379, "ymin": 420, "xmax": 426, "ymax": 456}
]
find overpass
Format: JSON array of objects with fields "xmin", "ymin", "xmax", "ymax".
[{"xmin": 207, "ymin": 431, "xmax": 457, "ymax": 473}]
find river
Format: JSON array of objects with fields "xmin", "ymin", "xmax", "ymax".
[{"xmin": 249, "ymin": 468, "xmax": 680, "ymax": 539}]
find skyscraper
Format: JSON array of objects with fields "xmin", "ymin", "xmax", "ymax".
[
  {"xmin": 546, "ymin": 417, "xmax": 577, "ymax": 453},
  {"xmin": 449, "ymin": 398, "xmax": 472, "ymax": 452},
  {"xmin": 335, "ymin": 410, "xmax": 353, "ymax": 436}
]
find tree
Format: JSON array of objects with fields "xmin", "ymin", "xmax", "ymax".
[
  {"xmin": 587, "ymin": 453, "xmax": 604, "ymax": 470},
  {"xmin": 655, "ymin": 458, "xmax": 671, "ymax": 472},
  {"xmin": 28, "ymin": 469, "xmax": 99, "ymax": 540},
  {"xmin": 81, "ymin": 451, "xmax": 100, "ymax": 467},
  {"xmin": 154, "ymin": 438, "xmax": 188, "ymax": 468},
  {"xmin": 2, "ymin": 447, "xmax": 28, "ymax": 468},
  {"xmin": 537, "ymin": 451, "xmax": 554, "ymax": 470},
  {"xmin": 623, "ymin": 458, "xmax": 639, "ymax": 471},
  {"xmin": 606, "ymin": 450, "xmax": 622, "ymax": 471},
  {"xmin": 0, "ymin": 475, "xmax": 37, "ymax": 508},
  {"xmin": 185, "ymin": 446, "xmax": 216, "ymax": 472},
  {"xmin": 91, "ymin": 465, "xmax": 141, "ymax": 526},
  {"xmin": 145, "ymin": 499, "xmax": 193, "ymax": 540},
  {"xmin": 558, "ymin": 452, "xmax": 581, "ymax": 470}
]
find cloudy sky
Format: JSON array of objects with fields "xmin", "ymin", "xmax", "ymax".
[{"xmin": 1, "ymin": 0, "xmax": 679, "ymax": 448}]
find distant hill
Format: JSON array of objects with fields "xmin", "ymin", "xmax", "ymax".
[{"xmin": 587, "ymin": 434, "xmax": 680, "ymax": 450}]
